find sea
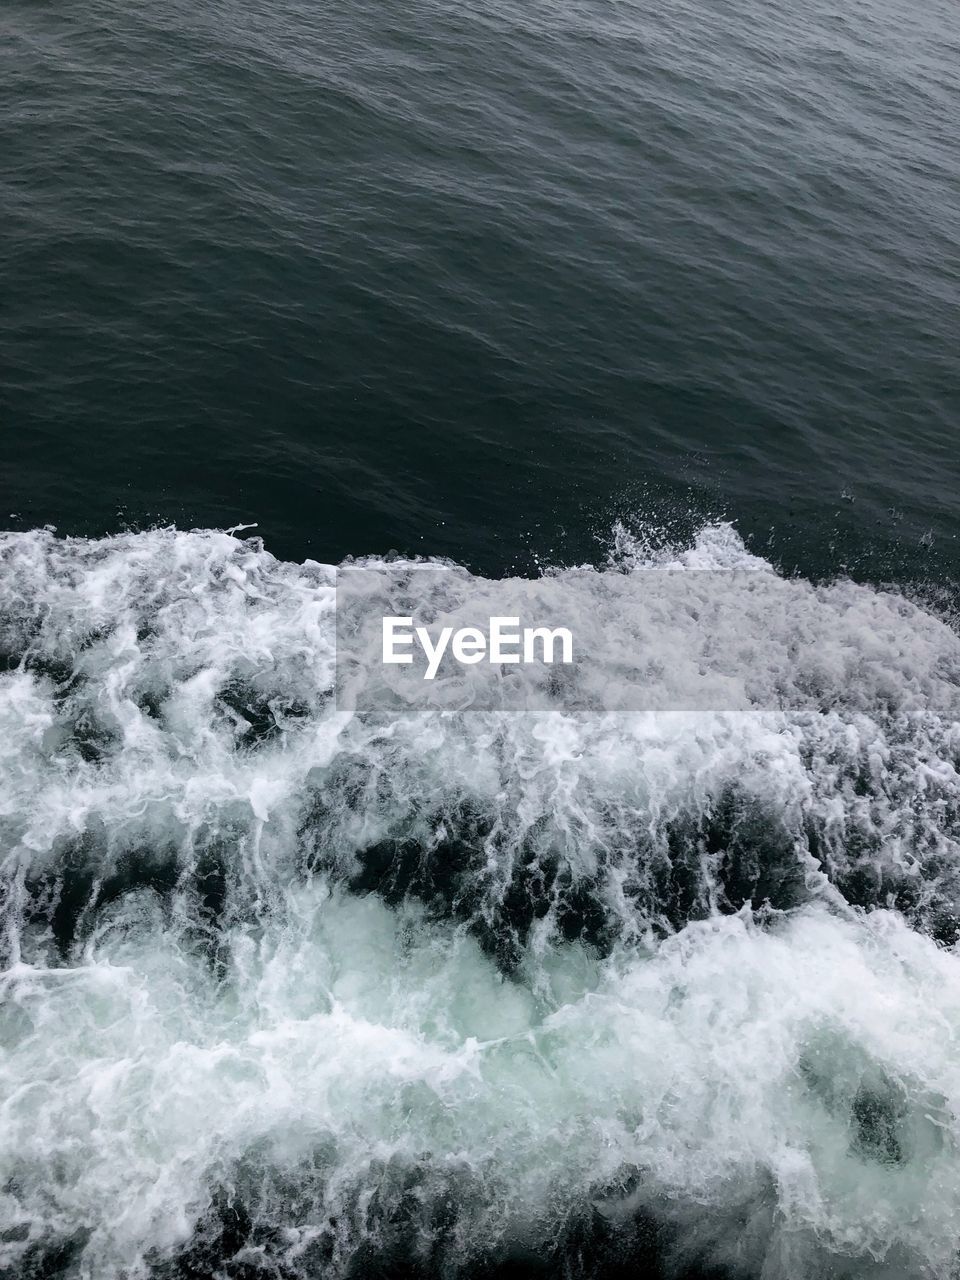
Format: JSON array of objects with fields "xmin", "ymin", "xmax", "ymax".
[{"xmin": 1, "ymin": 0, "xmax": 960, "ymax": 1275}]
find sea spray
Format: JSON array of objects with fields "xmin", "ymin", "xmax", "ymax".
[{"xmin": 2, "ymin": 522, "xmax": 960, "ymax": 1278}]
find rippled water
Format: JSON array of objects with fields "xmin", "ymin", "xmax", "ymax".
[
  {"xmin": 3, "ymin": 0, "xmax": 960, "ymax": 1276},
  {"xmin": 3, "ymin": 0, "xmax": 959, "ymax": 575}
]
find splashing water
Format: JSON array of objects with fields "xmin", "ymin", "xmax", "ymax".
[{"xmin": 2, "ymin": 522, "xmax": 960, "ymax": 1279}]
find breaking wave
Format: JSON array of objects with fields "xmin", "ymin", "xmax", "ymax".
[{"xmin": 2, "ymin": 521, "xmax": 960, "ymax": 1280}]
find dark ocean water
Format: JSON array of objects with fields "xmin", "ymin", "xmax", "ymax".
[
  {"xmin": 4, "ymin": 2, "xmax": 960, "ymax": 1279},
  {"xmin": 3, "ymin": 0, "xmax": 959, "ymax": 577}
]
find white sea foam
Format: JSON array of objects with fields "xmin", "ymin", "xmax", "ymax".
[{"xmin": 1, "ymin": 522, "xmax": 960, "ymax": 1278}]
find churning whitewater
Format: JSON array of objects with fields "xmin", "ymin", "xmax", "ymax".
[{"xmin": 2, "ymin": 522, "xmax": 960, "ymax": 1280}]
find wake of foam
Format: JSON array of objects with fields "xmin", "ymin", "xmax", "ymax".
[{"xmin": 1, "ymin": 522, "xmax": 960, "ymax": 1279}]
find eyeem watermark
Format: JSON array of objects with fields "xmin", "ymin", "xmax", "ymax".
[
  {"xmin": 382, "ymin": 616, "xmax": 573, "ymax": 680},
  {"xmin": 335, "ymin": 566, "xmax": 582, "ymax": 711},
  {"xmin": 334, "ymin": 562, "xmax": 818, "ymax": 714}
]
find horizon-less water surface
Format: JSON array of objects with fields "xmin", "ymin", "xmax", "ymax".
[
  {"xmin": 3, "ymin": 0, "xmax": 959, "ymax": 577},
  {"xmin": 3, "ymin": 0, "xmax": 960, "ymax": 1276}
]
